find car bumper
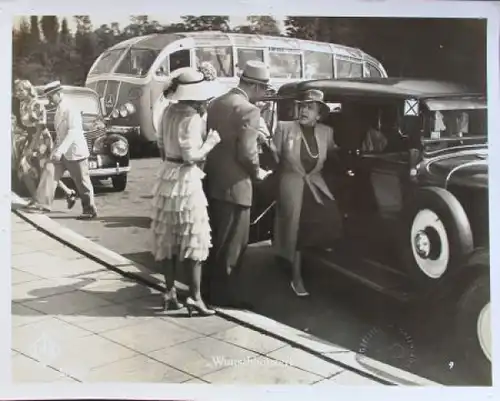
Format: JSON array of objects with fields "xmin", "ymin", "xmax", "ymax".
[
  {"xmin": 62, "ymin": 166, "xmax": 130, "ymax": 178},
  {"xmin": 108, "ymin": 125, "xmax": 140, "ymax": 137}
]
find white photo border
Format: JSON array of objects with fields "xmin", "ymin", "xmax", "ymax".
[{"xmin": 1, "ymin": 0, "xmax": 499, "ymax": 400}]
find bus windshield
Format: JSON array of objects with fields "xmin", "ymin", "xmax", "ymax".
[
  {"xmin": 115, "ymin": 48, "xmax": 161, "ymax": 77},
  {"xmin": 88, "ymin": 48, "xmax": 126, "ymax": 76}
]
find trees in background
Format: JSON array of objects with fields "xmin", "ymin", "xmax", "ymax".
[{"xmin": 12, "ymin": 15, "xmax": 486, "ymax": 90}]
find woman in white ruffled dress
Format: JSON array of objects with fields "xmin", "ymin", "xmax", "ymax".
[{"xmin": 150, "ymin": 66, "xmax": 222, "ymax": 316}]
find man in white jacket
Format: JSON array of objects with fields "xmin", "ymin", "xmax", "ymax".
[{"xmin": 25, "ymin": 81, "xmax": 97, "ymax": 220}]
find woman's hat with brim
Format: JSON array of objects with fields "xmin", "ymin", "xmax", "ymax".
[
  {"xmin": 239, "ymin": 60, "xmax": 272, "ymax": 89},
  {"xmin": 166, "ymin": 68, "xmax": 223, "ymax": 101},
  {"xmin": 296, "ymin": 89, "xmax": 330, "ymax": 116},
  {"xmin": 43, "ymin": 80, "xmax": 63, "ymax": 96}
]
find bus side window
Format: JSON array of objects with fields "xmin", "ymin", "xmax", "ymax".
[
  {"xmin": 169, "ymin": 49, "xmax": 191, "ymax": 73},
  {"xmin": 236, "ymin": 48, "xmax": 264, "ymax": 76},
  {"xmin": 304, "ymin": 51, "xmax": 334, "ymax": 79},
  {"xmin": 366, "ymin": 63, "xmax": 383, "ymax": 78},
  {"xmin": 195, "ymin": 47, "xmax": 233, "ymax": 77},
  {"xmin": 269, "ymin": 52, "xmax": 302, "ymax": 79},
  {"xmin": 336, "ymin": 59, "xmax": 363, "ymax": 78}
]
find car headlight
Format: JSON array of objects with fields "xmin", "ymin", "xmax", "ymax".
[
  {"xmin": 111, "ymin": 109, "xmax": 120, "ymax": 119},
  {"xmin": 110, "ymin": 138, "xmax": 128, "ymax": 157}
]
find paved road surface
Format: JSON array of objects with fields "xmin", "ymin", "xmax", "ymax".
[{"xmin": 44, "ymin": 157, "xmax": 482, "ymax": 386}]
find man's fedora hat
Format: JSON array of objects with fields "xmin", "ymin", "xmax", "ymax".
[
  {"xmin": 43, "ymin": 80, "xmax": 63, "ymax": 96},
  {"xmin": 239, "ymin": 60, "xmax": 272, "ymax": 88},
  {"xmin": 296, "ymin": 89, "xmax": 330, "ymax": 116}
]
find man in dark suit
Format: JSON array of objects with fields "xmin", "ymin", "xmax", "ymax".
[{"xmin": 204, "ymin": 60, "xmax": 272, "ymax": 309}]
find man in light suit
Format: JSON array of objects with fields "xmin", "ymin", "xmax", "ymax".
[
  {"xmin": 203, "ymin": 60, "xmax": 271, "ymax": 309},
  {"xmin": 25, "ymin": 81, "xmax": 97, "ymax": 220}
]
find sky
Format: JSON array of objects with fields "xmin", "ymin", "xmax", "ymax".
[{"xmin": 13, "ymin": 15, "xmax": 286, "ymax": 33}]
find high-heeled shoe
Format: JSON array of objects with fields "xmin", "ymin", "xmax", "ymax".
[
  {"xmin": 162, "ymin": 288, "xmax": 184, "ymax": 311},
  {"xmin": 66, "ymin": 190, "xmax": 77, "ymax": 210},
  {"xmin": 291, "ymin": 281, "xmax": 310, "ymax": 297},
  {"xmin": 185, "ymin": 297, "xmax": 215, "ymax": 317}
]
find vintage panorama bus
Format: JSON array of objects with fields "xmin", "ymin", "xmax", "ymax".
[{"xmin": 85, "ymin": 31, "xmax": 388, "ymax": 149}]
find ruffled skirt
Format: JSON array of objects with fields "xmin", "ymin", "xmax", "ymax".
[{"xmin": 150, "ymin": 160, "xmax": 212, "ymax": 262}]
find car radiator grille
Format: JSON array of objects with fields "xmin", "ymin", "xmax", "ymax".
[{"xmin": 85, "ymin": 128, "xmax": 106, "ymax": 152}]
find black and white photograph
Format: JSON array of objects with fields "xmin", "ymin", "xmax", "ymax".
[{"xmin": 6, "ymin": 1, "xmax": 499, "ymax": 397}]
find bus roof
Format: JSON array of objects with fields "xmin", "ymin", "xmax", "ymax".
[
  {"xmin": 108, "ymin": 31, "xmax": 367, "ymax": 59},
  {"xmin": 278, "ymin": 78, "xmax": 479, "ymax": 100}
]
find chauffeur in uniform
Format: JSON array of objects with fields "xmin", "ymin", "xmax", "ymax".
[
  {"xmin": 25, "ymin": 81, "xmax": 98, "ymax": 220},
  {"xmin": 203, "ymin": 60, "xmax": 272, "ymax": 309}
]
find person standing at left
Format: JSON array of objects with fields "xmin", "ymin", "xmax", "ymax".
[
  {"xmin": 25, "ymin": 81, "xmax": 97, "ymax": 220},
  {"xmin": 12, "ymin": 79, "xmax": 77, "ymax": 209}
]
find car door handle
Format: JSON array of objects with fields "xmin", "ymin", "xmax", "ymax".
[{"xmin": 346, "ymin": 169, "xmax": 355, "ymax": 177}]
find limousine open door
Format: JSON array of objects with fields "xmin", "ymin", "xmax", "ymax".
[{"xmin": 249, "ymin": 96, "xmax": 281, "ymax": 244}]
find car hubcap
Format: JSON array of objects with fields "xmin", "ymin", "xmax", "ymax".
[
  {"xmin": 477, "ymin": 302, "xmax": 491, "ymax": 362},
  {"xmin": 410, "ymin": 209, "xmax": 450, "ymax": 278}
]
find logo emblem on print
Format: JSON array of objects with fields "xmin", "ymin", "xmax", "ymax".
[
  {"xmin": 357, "ymin": 324, "xmax": 416, "ymax": 370},
  {"xmin": 105, "ymin": 93, "xmax": 115, "ymax": 109},
  {"xmin": 31, "ymin": 332, "xmax": 61, "ymax": 365}
]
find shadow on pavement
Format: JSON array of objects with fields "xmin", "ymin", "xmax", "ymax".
[
  {"xmin": 96, "ymin": 216, "xmax": 151, "ymax": 229},
  {"xmin": 122, "ymin": 251, "xmax": 158, "ymax": 270},
  {"xmin": 50, "ymin": 215, "xmax": 151, "ymax": 230},
  {"xmin": 13, "ymin": 277, "xmax": 166, "ymax": 317}
]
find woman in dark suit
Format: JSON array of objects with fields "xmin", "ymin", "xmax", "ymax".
[{"xmin": 272, "ymin": 89, "xmax": 342, "ymax": 297}]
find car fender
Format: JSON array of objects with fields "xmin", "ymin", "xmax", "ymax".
[
  {"xmin": 429, "ymin": 247, "xmax": 489, "ymax": 301},
  {"xmin": 106, "ymin": 133, "xmax": 128, "ymax": 144}
]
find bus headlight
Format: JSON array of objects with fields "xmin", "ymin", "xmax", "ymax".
[
  {"xmin": 110, "ymin": 138, "xmax": 128, "ymax": 157},
  {"xmin": 124, "ymin": 102, "xmax": 136, "ymax": 115},
  {"xmin": 119, "ymin": 102, "xmax": 136, "ymax": 118}
]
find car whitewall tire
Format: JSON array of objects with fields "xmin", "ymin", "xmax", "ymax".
[
  {"xmin": 477, "ymin": 302, "xmax": 491, "ymax": 362},
  {"xmin": 402, "ymin": 187, "xmax": 473, "ymax": 288},
  {"xmin": 410, "ymin": 208, "xmax": 450, "ymax": 279}
]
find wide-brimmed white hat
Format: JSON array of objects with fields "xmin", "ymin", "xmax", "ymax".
[{"xmin": 166, "ymin": 68, "xmax": 222, "ymax": 101}]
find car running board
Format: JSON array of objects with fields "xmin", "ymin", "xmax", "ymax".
[{"xmin": 303, "ymin": 248, "xmax": 416, "ymax": 303}]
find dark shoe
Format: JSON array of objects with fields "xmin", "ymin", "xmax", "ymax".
[
  {"xmin": 186, "ymin": 297, "xmax": 216, "ymax": 317},
  {"xmin": 77, "ymin": 209, "xmax": 97, "ymax": 220},
  {"xmin": 66, "ymin": 190, "xmax": 77, "ymax": 210},
  {"xmin": 162, "ymin": 288, "xmax": 184, "ymax": 311}
]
